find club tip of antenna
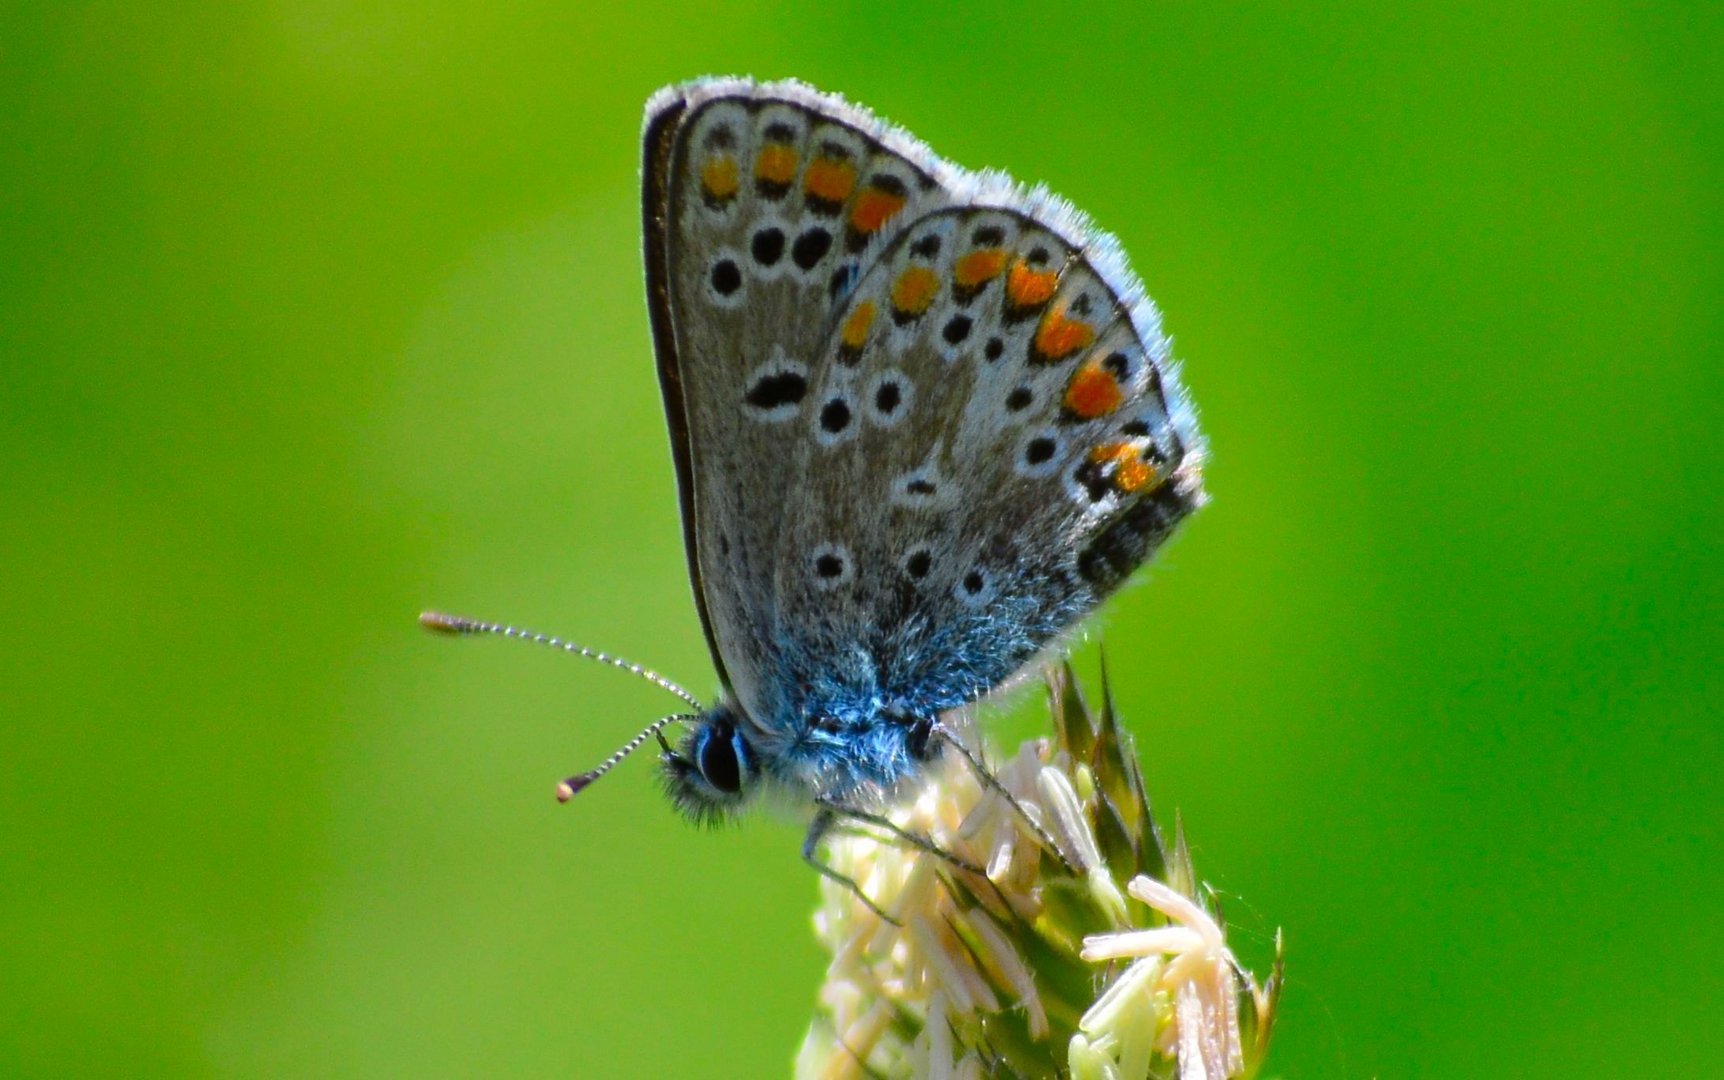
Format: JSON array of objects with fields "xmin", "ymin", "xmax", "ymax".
[
  {"xmin": 419, "ymin": 611, "xmax": 472, "ymax": 636},
  {"xmin": 556, "ymin": 774, "xmax": 594, "ymax": 803}
]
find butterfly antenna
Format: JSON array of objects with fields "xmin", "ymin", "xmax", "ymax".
[
  {"xmin": 419, "ymin": 611, "xmax": 705, "ymax": 711},
  {"xmin": 556, "ymin": 712, "xmax": 696, "ymax": 802}
]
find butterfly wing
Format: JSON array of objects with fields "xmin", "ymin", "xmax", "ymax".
[
  {"xmin": 643, "ymin": 78, "xmax": 1204, "ymax": 749},
  {"xmin": 767, "ymin": 203, "xmax": 1207, "ymax": 729},
  {"xmin": 644, "ymin": 78, "xmax": 958, "ymax": 715}
]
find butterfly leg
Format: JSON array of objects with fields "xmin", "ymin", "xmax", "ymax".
[
  {"xmin": 818, "ymin": 800, "xmax": 987, "ymax": 878},
  {"xmin": 822, "ymin": 801, "xmax": 1023, "ymax": 917},
  {"xmin": 803, "ymin": 808, "xmax": 902, "ymax": 926},
  {"xmin": 931, "ymin": 721, "xmax": 1078, "ymax": 875}
]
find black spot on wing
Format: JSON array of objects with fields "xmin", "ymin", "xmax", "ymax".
[
  {"xmin": 751, "ymin": 227, "xmax": 785, "ymax": 266},
  {"xmin": 744, "ymin": 371, "xmax": 807, "ymax": 409},
  {"xmin": 710, "ymin": 259, "xmax": 742, "ymax": 296},
  {"xmin": 819, "ymin": 398, "xmax": 852, "ymax": 433},
  {"xmin": 792, "ymin": 227, "xmax": 833, "ymax": 270}
]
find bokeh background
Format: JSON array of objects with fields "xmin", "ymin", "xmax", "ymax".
[{"xmin": 4, "ymin": 3, "xmax": 1717, "ymax": 1076}]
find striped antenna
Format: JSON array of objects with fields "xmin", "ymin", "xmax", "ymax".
[
  {"xmin": 420, "ymin": 611, "xmax": 707, "ymax": 802},
  {"xmin": 419, "ymin": 611, "xmax": 705, "ymax": 711},
  {"xmin": 555, "ymin": 713, "xmax": 694, "ymax": 803}
]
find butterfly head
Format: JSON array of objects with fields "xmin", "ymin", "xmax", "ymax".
[{"xmin": 661, "ymin": 702, "xmax": 759, "ymax": 824}]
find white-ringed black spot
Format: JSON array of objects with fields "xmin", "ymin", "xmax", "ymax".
[
  {"xmin": 1006, "ymin": 386, "xmax": 1033, "ymax": 412},
  {"xmin": 1017, "ymin": 429, "xmax": 1064, "ymax": 478},
  {"xmin": 953, "ymin": 563, "xmax": 997, "ymax": 606},
  {"xmin": 809, "ymin": 542, "xmax": 855, "ymax": 590},
  {"xmin": 763, "ymin": 121, "xmax": 795, "ymax": 141},
  {"xmin": 911, "ymin": 233, "xmax": 941, "ymax": 259},
  {"xmin": 875, "ymin": 382, "xmax": 901, "ymax": 414},
  {"xmin": 751, "ymin": 228, "xmax": 785, "ymax": 266},
  {"xmin": 819, "ymin": 397, "xmax": 852, "ymax": 433},
  {"xmin": 744, "ymin": 371, "xmax": 808, "ymax": 409},
  {"xmin": 1027, "ymin": 246, "xmax": 1052, "ymax": 266},
  {"xmin": 1120, "ymin": 419, "xmax": 1152, "ymax": 437},
  {"xmin": 889, "ymin": 458, "xmax": 944, "ymax": 507},
  {"xmin": 741, "ymin": 356, "xmax": 809, "ymax": 423},
  {"xmin": 704, "ymin": 125, "xmax": 736, "ymax": 150},
  {"xmin": 863, "ymin": 369, "xmax": 914, "ymax": 427},
  {"xmin": 891, "ymin": 465, "xmax": 946, "ymax": 508},
  {"xmin": 942, "ymin": 314, "xmax": 972, "ymax": 345},
  {"xmin": 710, "ymin": 259, "xmax": 742, "ymax": 296},
  {"xmin": 792, "ymin": 228, "xmax": 833, "ymax": 270},
  {"xmin": 973, "ymin": 225, "xmax": 1005, "ymax": 246},
  {"xmin": 904, "ymin": 548, "xmax": 933, "ymax": 580},
  {"xmin": 984, "ymin": 337, "xmax": 1005, "ymax": 361},
  {"xmin": 1102, "ymin": 351, "xmax": 1131, "ymax": 379}
]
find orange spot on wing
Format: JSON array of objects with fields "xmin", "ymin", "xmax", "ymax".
[
  {"xmin": 1006, "ymin": 260, "xmax": 1059, "ymax": 309},
  {"xmin": 1063, "ymin": 360, "xmax": 1124, "ymax": 419},
  {"xmin": 805, "ymin": 157, "xmax": 857, "ymax": 204},
  {"xmin": 841, "ymin": 301, "xmax": 876, "ymax": 349},
  {"xmin": 851, "ymin": 187, "xmax": 907, "ymax": 234},
  {"xmin": 1089, "ymin": 441, "xmax": 1159, "ymax": 494},
  {"xmin": 754, "ymin": 143, "xmax": 797, "ymax": 185},
  {"xmin": 700, "ymin": 156, "xmax": 739, "ymax": 200},
  {"xmin": 1115, "ymin": 456, "xmax": 1158, "ymax": 493},
  {"xmin": 890, "ymin": 266, "xmax": 939, "ymax": 316},
  {"xmin": 1035, "ymin": 306, "xmax": 1095, "ymax": 361},
  {"xmin": 954, "ymin": 249, "xmax": 1008, "ymax": 289}
]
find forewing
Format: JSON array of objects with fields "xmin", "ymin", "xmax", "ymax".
[{"xmin": 644, "ymin": 79, "xmax": 954, "ymax": 716}]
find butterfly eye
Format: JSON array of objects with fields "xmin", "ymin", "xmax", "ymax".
[
  {"xmin": 697, "ymin": 723, "xmax": 744, "ymax": 794},
  {"xmin": 905, "ymin": 716, "xmax": 937, "ymax": 761}
]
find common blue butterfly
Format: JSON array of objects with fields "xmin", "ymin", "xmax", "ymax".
[{"xmin": 426, "ymin": 77, "xmax": 1204, "ymax": 890}]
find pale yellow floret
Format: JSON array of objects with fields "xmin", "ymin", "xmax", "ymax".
[{"xmin": 796, "ymin": 669, "xmax": 1280, "ymax": 1080}]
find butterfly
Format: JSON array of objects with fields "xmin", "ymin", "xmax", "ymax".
[{"xmin": 426, "ymin": 77, "xmax": 1204, "ymax": 892}]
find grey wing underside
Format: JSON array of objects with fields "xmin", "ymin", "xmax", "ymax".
[{"xmin": 643, "ymin": 78, "xmax": 1205, "ymax": 736}]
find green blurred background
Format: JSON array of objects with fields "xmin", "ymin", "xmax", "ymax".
[{"xmin": 3, "ymin": 3, "xmax": 1717, "ymax": 1076}]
